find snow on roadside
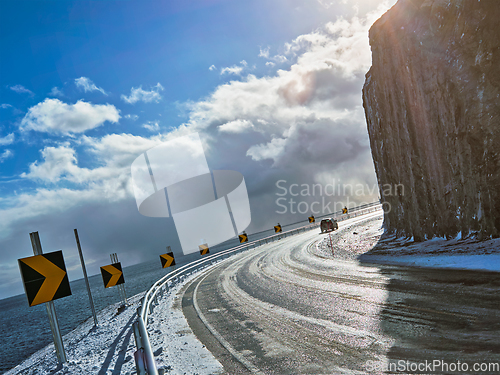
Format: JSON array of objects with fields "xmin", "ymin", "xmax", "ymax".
[
  {"xmin": 362, "ymin": 253, "xmax": 500, "ymax": 271},
  {"xmin": 146, "ymin": 270, "xmax": 224, "ymax": 375},
  {"xmin": 317, "ymin": 212, "xmax": 500, "ymax": 272},
  {"xmin": 5, "ymin": 266, "xmax": 224, "ymax": 375},
  {"xmin": 5, "ymin": 293, "xmax": 143, "ymax": 375}
]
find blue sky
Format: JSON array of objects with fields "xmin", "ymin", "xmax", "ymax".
[{"xmin": 0, "ymin": 0, "xmax": 394, "ymax": 299}]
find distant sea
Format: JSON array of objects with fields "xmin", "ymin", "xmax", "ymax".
[{"xmin": 0, "ymin": 223, "xmax": 310, "ymax": 373}]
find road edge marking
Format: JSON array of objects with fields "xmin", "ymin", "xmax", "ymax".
[{"xmin": 192, "ymin": 268, "xmax": 265, "ymax": 375}]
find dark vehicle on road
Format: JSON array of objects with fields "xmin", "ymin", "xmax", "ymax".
[{"xmin": 320, "ymin": 218, "xmax": 338, "ymax": 233}]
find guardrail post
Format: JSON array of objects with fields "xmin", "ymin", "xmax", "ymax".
[
  {"xmin": 138, "ymin": 316, "xmax": 159, "ymax": 375},
  {"xmin": 133, "ymin": 316, "xmax": 147, "ymax": 375},
  {"xmin": 133, "ymin": 321, "xmax": 143, "ymax": 349},
  {"xmin": 134, "ymin": 349, "xmax": 147, "ymax": 375}
]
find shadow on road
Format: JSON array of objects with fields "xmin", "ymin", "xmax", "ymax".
[{"xmin": 358, "ymin": 245, "xmax": 500, "ymax": 373}]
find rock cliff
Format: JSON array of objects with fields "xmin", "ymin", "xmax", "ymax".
[{"xmin": 363, "ymin": 0, "xmax": 500, "ymax": 240}]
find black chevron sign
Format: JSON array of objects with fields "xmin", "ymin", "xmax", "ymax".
[
  {"xmin": 100, "ymin": 262, "xmax": 125, "ymax": 288},
  {"xmin": 18, "ymin": 250, "xmax": 72, "ymax": 307},
  {"xmin": 239, "ymin": 234, "xmax": 248, "ymax": 243},
  {"xmin": 309, "ymin": 216, "xmax": 315, "ymax": 223},
  {"xmin": 199, "ymin": 244, "xmax": 209, "ymax": 256},
  {"xmin": 274, "ymin": 224, "xmax": 282, "ymax": 233},
  {"xmin": 160, "ymin": 252, "xmax": 176, "ymax": 268}
]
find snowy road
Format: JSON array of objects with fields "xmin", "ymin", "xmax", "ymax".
[{"xmin": 181, "ymin": 214, "xmax": 500, "ymax": 374}]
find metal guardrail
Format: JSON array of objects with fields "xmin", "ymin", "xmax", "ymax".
[{"xmin": 132, "ymin": 202, "xmax": 382, "ymax": 374}]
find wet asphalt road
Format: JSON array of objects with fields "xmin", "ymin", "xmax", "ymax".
[{"xmin": 181, "ymin": 215, "xmax": 500, "ymax": 374}]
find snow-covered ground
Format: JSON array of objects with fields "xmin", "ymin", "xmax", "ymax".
[
  {"xmin": 5, "ymin": 293, "xmax": 143, "ymax": 375},
  {"xmin": 145, "ymin": 270, "xmax": 224, "ymax": 375},
  {"xmin": 5, "ymin": 267, "xmax": 223, "ymax": 375},
  {"xmin": 318, "ymin": 212, "xmax": 500, "ymax": 272}
]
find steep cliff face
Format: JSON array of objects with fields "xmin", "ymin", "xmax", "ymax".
[{"xmin": 363, "ymin": 0, "xmax": 500, "ymax": 240}]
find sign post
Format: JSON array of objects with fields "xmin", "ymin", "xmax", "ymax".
[
  {"xmin": 28, "ymin": 232, "xmax": 67, "ymax": 364},
  {"xmin": 329, "ymin": 233, "xmax": 334, "ymax": 256},
  {"xmin": 74, "ymin": 229, "xmax": 98, "ymax": 327},
  {"xmin": 112, "ymin": 253, "xmax": 128, "ymax": 305}
]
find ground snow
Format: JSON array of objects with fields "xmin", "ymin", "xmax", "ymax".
[
  {"xmin": 363, "ymin": 253, "xmax": 500, "ymax": 271},
  {"xmin": 146, "ymin": 271, "xmax": 224, "ymax": 375},
  {"xmin": 5, "ymin": 293, "xmax": 143, "ymax": 375},
  {"xmin": 318, "ymin": 212, "xmax": 500, "ymax": 272},
  {"xmin": 5, "ymin": 268, "xmax": 223, "ymax": 375}
]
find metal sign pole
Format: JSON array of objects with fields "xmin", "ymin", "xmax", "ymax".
[
  {"xmin": 29, "ymin": 232, "xmax": 67, "ymax": 364},
  {"xmin": 111, "ymin": 253, "xmax": 128, "ymax": 305},
  {"xmin": 115, "ymin": 253, "xmax": 127, "ymax": 305},
  {"xmin": 74, "ymin": 229, "xmax": 98, "ymax": 327}
]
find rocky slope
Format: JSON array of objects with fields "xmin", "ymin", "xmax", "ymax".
[{"xmin": 362, "ymin": 0, "xmax": 500, "ymax": 241}]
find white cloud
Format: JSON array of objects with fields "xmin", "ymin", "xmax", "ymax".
[
  {"xmin": 259, "ymin": 46, "xmax": 288, "ymax": 66},
  {"xmin": 22, "ymin": 145, "xmax": 84, "ymax": 183},
  {"xmin": 259, "ymin": 47, "xmax": 270, "ymax": 59},
  {"xmin": 218, "ymin": 119, "xmax": 254, "ymax": 133},
  {"xmin": 0, "ymin": 133, "xmax": 14, "ymax": 146},
  {"xmin": 142, "ymin": 121, "xmax": 160, "ymax": 132},
  {"xmin": 209, "ymin": 65, "xmax": 216, "ymax": 71},
  {"xmin": 272, "ymin": 55, "xmax": 288, "ymax": 63},
  {"xmin": 75, "ymin": 77, "xmax": 107, "ymax": 95},
  {"xmin": 220, "ymin": 60, "xmax": 248, "ymax": 76},
  {"xmin": 10, "ymin": 85, "xmax": 34, "ymax": 96},
  {"xmin": 247, "ymin": 137, "xmax": 286, "ymax": 162},
  {"xmin": 0, "ymin": 149, "xmax": 13, "ymax": 162},
  {"xmin": 20, "ymin": 99, "xmax": 120, "ymax": 135},
  {"xmin": 82, "ymin": 133, "xmax": 172, "ymax": 168},
  {"xmin": 221, "ymin": 65, "xmax": 244, "ymax": 75},
  {"xmin": 317, "ymin": 0, "xmax": 335, "ymax": 9},
  {"xmin": 49, "ymin": 87, "xmax": 64, "ymax": 97},
  {"xmin": 125, "ymin": 114, "xmax": 139, "ymax": 121},
  {"xmin": 21, "ymin": 133, "xmax": 171, "ymax": 190},
  {"xmin": 1, "ymin": 104, "xmax": 12, "ymax": 109},
  {"xmin": 121, "ymin": 83, "xmax": 164, "ymax": 104}
]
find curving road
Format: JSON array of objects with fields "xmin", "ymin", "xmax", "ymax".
[{"xmin": 181, "ymin": 214, "xmax": 500, "ymax": 374}]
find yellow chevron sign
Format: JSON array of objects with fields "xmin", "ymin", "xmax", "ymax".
[
  {"xmin": 160, "ymin": 252, "xmax": 176, "ymax": 268},
  {"xmin": 274, "ymin": 224, "xmax": 282, "ymax": 233},
  {"xmin": 100, "ymin": 263, "xmax": 125, "ymax": 288},
  {"xmin": 342, "ymin": 207, "xmax": 348, "ymax": 214},
  {"xmin": 18, "ymin": 250, "xmax": 71, "ymax": 307},
  {"xmin": 239, "ymin": 234, "xmax": 248, "ymax": 243},
  {"xmin": 308, "ymin": 216, "xmax": 315, "ymax": 223},
  {"xmin": 199, "ymin": 244, "xmax": 210, "ymax": 256}
]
